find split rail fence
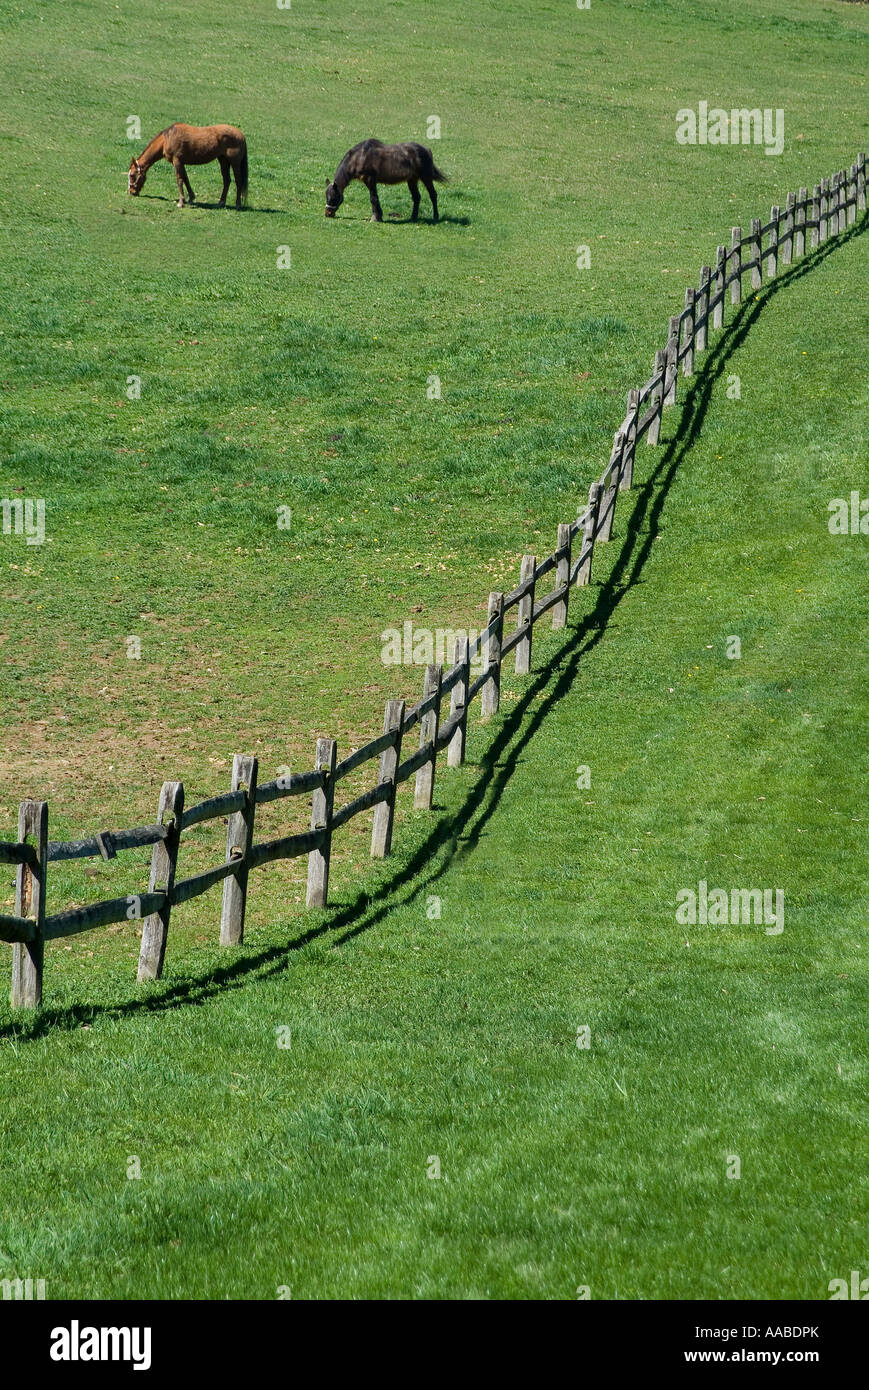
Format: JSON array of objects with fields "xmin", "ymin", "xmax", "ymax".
[{"xmin": 2, "ymin": 153, "xmax": 865, "ymax": 1008}]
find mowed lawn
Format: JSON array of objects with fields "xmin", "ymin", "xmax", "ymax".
[{"xmin": 0, "ymin": 0, "xmax": 867, "ymax": 1298}]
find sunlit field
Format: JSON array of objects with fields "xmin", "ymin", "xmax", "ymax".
[{"xmin": 0, "ymin": 0, "xmax": 867, "ymax": 1299}]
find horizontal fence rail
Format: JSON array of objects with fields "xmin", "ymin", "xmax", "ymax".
[{"xmin": 2, "ymin": 153, "xmax": 865, "ymax": 1008}]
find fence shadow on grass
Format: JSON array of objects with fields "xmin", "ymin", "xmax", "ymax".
[{"xmin": 4, "ymin": 217, "xmax": 863, "ymax": 1041}]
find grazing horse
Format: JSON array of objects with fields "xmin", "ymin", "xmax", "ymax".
[
  {"xmin": 325, "ymin": 140, "xmax": 447, "ymax": 222},
  {"xmin": 128, "ymin": 123, "xmax": 248, "ymax": 208}
]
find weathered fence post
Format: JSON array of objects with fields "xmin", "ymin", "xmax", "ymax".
[
  {"xmin": 829, "ymin": 172, "xmax": 837, "ymax": 234},
  {"xmin": 620, "ymin": 391, "xmax": 638, "ymax": 490},
  {"xmin": 810, "ymin": 185, "xmax": 821, "ymax": 249},
  {"xmin": 306, "ymin": 737, "xmax": 336, "ymax": 907},
  {"xmin": 750, "ymin": 219, "xmax": 762, "ymax": 289},
  {"xmin": 681, "ymin": 288, "xmax": 695, "ymax": 375},
  {"xmin": 847, "ymin": 164, "xmax": 857, "ymax": 226},
  {"xmin": 696, "ymin": 266, "xmax": 710, "ymax": 352},
  {"xmin": 829, "ymin": 173, "xmax": 838, "ymax": 236},
  {"xmin": 857, "ymin": 153, "xmax": 866, "ymax": 213},
  {"xmin": 766, "ymin": 207, "xmax": 779, "ymax": 279},
  {"xmin": 835, "ymin": 170, "xmax": 845, "ymax": 234},
  {"xmin": 598, "ymin": 436, "xmax": 621, "ymax": 542},
  {"xmin": 781, "ymin": 191, "xmax": 794, "ymax": 266},
  {"xmin": 576, "ymin": 481, "xmax": 601, "ymax": 586},
  {"xmin": 713, "ymin": 245, "xmax": 726, "ymax": 329},
  {"xmin": 220, "ymin": 753, "xmax": 258, "ymax": 946},
  {"xmin": 552, "ymin": 523, "xmax": 571, "ymax": 630},
  {"xmin": 447, "ymin": 635, "xmax": 470, "ymax": 768},
  {"xmin": 137, "ymin": 780, "xmax": 184, "ymax": 981},
  {"xmin": 514, "ymin": 555, "xmax": 536, "ymax": 675},
  {"xmin": 664, "ymin": 318, "xmax": 679, "ymax": 405},
  {"xmin": 11, "ymin": 799, "xmax": 48, "ymax": 1009},
  {"xmin": 794, "ymin": 188, "xmax": 807, "ymax": 258},
  {"xmin": 414, "ymin": 665, "xmax": 442, "ymax": 810},
  {"xmin": 819, "ymin": 179, "xmax": 829, "ymax": 242},
  {"xmin": 481, "ymin": 591, "xmax": 504, "ymax": 717},
  {"xmin": 730, "ymin": 227, "xmax": 743, "ymax": 305},
  {"xmin": 371, "ymin": 699, "xmax": 405, "ymax": 857},
  {"xmin": 648, "ymin": 350, "xmax": 665, "ymax": 445}
]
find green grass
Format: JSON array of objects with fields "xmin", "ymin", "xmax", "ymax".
[{"xmin": 0, "ymin": 0, "xmax": 867, "ymax": 1299}]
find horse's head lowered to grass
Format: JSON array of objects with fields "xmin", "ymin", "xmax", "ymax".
[
  {"xmin": 325, "ymin": 179, "xmax": 343, "ymax": 217},
  {"xmin": 128, "ymin": 158, "xmax": 146, "ymax": 196}
]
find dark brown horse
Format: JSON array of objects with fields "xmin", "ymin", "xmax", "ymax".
[
  {"xmin": 325, "ymin": 140, "xmax": 447, "ymax": 222},
  {"xmin": 128, "ymin": 123, "xmax": 248, "ymax": 208}
]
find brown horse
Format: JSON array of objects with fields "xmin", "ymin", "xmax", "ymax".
[
  {"xmin": 128, "ymin": 124, "xmax": 248, "ymax": 208},
  {"xmin": 325, "ymin": 140, "xmax": 447, "ymax": 222}
]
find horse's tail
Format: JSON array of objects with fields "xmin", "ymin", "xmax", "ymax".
[
  {"xmin": 421, "ymin": 146, "xmax": 448, "ymax": 183},
  {"xmin": 237, "ymin": 140, "xmax": 249, "ymax": 206}
]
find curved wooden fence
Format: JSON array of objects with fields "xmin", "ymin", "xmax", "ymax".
[{"xmin": 2, "ymin": 153, "xmax": 865, "ymax": 1008}]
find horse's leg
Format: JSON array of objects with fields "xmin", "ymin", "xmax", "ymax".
[
  {"xmin": 408, "ymin": 179, "xmax": 420, "ymax": 221},
  {"xmin": 183, "ymin": 168, "xmax": 195, "ymax": 203},
  {"xmin": 422, "ymin": 176, "xmax": 439, "ymax": 222},
  {"xmin": 172, "ymin": 159, "xmax": 188, "ymax": 207},
  {"xmin": 364, "ymin": 177, "xmax": 383, "ymax": 222},
  {"xmin": 217, "ymin": 156, "xmax": 230, "ymax": 208}
]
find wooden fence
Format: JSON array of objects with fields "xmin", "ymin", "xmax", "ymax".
[{"xmin": 2, "ymin": 153, "xmax": 865, "ymax": 1009}]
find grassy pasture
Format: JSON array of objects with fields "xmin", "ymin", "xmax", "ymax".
[{"xmin": 0, "ymin": 0, "xmax": 867, "ymax": 1298}]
